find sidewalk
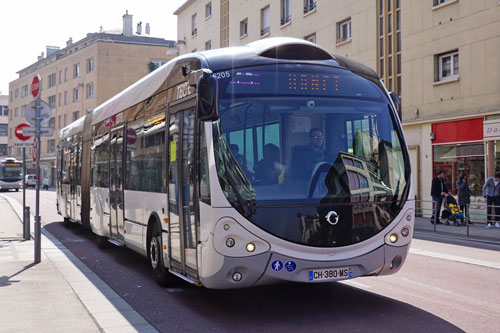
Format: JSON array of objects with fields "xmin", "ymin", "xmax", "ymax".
[
  {"xmin": 414, "ymin": 216, "xmax": 500, "ymax": 244},
  {"xmin": 0, "ymin": 195, "xmax": 157, "ymax": 333}
]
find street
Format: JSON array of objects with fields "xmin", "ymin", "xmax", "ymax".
[{"xmin": 3, "ymin": 189, "xmax": 500, "ymax": 332}]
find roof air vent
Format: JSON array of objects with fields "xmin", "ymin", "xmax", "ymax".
[
  {"xmin": 260, "ymin": 44, "xmax": 333, "ymax": 60},
  {"xmin": 247, "ymin": 37, "xmax": 334, "ymax": 61}
]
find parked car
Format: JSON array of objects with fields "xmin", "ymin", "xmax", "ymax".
[{"xmin": 25, "ymin": 174, "xmax": 36, "ymax": 187}]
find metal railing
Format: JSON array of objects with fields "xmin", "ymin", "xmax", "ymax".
[
  {"xmin": 281, "ymin": 15, "xmax": 292, "ymax": 26},
  {"xmin": 414, "ymin": 199, "xmax": 500, "ymax": 243},
  {"xmin": 304, "ymin": 1, "xmax": 317, "ymax": 13},
  {"xmin": 260, "ymin": 26, "xmax": 270, "ymax": 36}
]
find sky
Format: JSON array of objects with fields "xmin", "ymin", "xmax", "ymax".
[{"xmin": 0, "ymin": 0, "xmax": 186, "ymax": 95}]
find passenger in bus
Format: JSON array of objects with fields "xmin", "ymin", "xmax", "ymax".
[
  {"xmin": 229, "ymin": 144, "xmax": 253, "ymax": 180},
  {"xmin": 291, "ymin": 128, "xmax": 331, "ymax": 180},
  {"xmin": 254, "ymin": 143, "xmax": 283, "ymax": 184}
]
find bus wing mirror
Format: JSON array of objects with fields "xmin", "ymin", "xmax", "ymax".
[
  {"xmin": 197, "ymin": 70, "xmax": 219, "ymax": 121},
  {"xmin": 390, "ymin": 92, "xmax": 402, "ymax": 121}
]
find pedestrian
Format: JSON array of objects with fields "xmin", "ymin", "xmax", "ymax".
[
  {"xmin": 482, "ymin": 172, "xmax": 500, "ymax": 229},
  {"xmin": 43, "ymin": 176, "xmax": 49, "ymax": 190},
  {"xmin": 456, "ymin": 173, "xmax": 472, "ymax": 225},
  {"xmin": 430, "ymin": 170, "xmax": 449, "ymax": 224}
]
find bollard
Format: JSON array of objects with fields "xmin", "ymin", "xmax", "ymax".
[{"xmin": 24, "ymin": 206, "xmax": 30, "ymax": 240}]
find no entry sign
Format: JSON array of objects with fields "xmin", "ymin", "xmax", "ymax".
[
  {"xmin": 15, "ymin": 123, "xmax": 31, "ymax": 141},
  {"xmin": 32, "ymin": 75, "xmax": 40, "ymax": 98}
]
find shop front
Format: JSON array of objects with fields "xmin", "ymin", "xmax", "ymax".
[{"xmin": 431, "ymin": 118, "xmax": 485, "ymax": 218}]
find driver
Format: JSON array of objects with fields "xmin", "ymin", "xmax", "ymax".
[{"xmin": 291, "ymin": 128, "xmax": 330, "ymax": 180}]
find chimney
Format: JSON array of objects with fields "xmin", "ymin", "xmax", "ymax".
[
  {"xmin": 66, "ymin": 37, "xmax": 73, "ymax": 46},
  {"xmin": 136, "ymin": 21, "xmax": 142, "ymax": 35},
  {"xmin": 123, "ymin": 10, "xmax": 133, "ymax": 37},
  {"xmin": 145, "ymin": 23, "xmax": 150, "ymax": 35},
  {"xmin": 46, "ymin": 46, "xmax": 60, "ymax": 57}
]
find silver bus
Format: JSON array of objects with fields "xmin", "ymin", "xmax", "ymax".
[
  {"xmin": 0, "ymin": 158, "xmax": 23, "ymax": 191},
  {"xmin": 57, "ymin": 38, "xmax": 414, "ymax": 289}
]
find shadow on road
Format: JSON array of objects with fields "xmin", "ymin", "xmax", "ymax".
[{"xmin": 43, "ymin": 221, "xmax": 461, "ymax": 332}]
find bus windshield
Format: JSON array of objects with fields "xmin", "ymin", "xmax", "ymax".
[
  {"xmin": 0, "ymin": 163, "xmax": 23, "ymax": 181},
  {"xmin": 213, "ymin": 64, "xmax": 410, "ymax": 247}
]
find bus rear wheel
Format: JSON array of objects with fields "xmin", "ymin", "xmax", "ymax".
[{"xmin": 149, "ymin": 225, "xmax": 171, "ymax": 286}]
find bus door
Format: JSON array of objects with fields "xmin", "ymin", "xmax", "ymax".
[
  {"xmin": 168, "ymin": 103, "xmax": 198, "ymax": 278},
  {"xmin": 109, "ymin": 127, "xmax": 125, "ymax": 242},
  {"xmin": 69, "ymin": 144, "xmax": 78, "ymax": 220}
]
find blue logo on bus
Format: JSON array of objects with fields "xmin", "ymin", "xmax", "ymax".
[
  {"xmin": 271, "ymin": 260, "xmax": 283, "ymax": 271},
  {"xmin": 285, "ymin": 261, "xmax": 296, "ymax": 272}
]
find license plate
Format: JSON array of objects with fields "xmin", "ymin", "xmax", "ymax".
[{"xmin": 308, "ymin": 267, "xmax": 353, "ymax": 281}]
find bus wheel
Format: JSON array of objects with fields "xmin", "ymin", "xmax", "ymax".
[
  {"xmin": 96, "ymin": 234, "xmax": 109, "ymax": 249},
  {"xmin": 149, "ymin": 225, "xmax": 171, "ymax": 286},
  {"xmin": 15, "ymin": 189, "xmax": 19, "ymax": 192}
]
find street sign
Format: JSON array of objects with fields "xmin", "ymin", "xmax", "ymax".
[
  {"xmin": 32, "ymin": 75, "xmax": 40, "ymax": 98},
  {"xmin": 32, "ymin": 138, "xmax": 38, "ymax": 162},
  {"xmin": 127, "ymin": 128, "xmax": 137, "ymax": 144},
  {"xmin": 25, "ymin": 100, "xmax": 51, "ymax": 126},
  {"xmin": 23, "ymin": 126, "xmax": 55, "ymax": 137},
  {"xmin": 15, "ymin": 123, "xmax": 32, "ymax": 141}
]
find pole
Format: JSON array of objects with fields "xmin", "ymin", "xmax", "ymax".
[
  {"xmin": 34, "ymin": 85, "xmax": 41, "ymax": 264},
  {"xmin": 22, "ymin": 148, "xmax": 29, "ymax": 240}
]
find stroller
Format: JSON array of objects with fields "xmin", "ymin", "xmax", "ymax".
[{"xmin": 441, "ymin": 195, "xmax": 465, "ymax": 226}]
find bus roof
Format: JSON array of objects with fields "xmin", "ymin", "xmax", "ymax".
[{"xmin": 60, "ymin": 37, "xmax": 380, "ymax": 139}]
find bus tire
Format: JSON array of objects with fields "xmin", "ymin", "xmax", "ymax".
[
  {"xmin": 96, "ymin": 234, "xmax": 109, "ymax": 249},
  {"xmin": 15, "ymin": 189, "xmax": 19, "ymax": 192},
  {"xmin": 149, "ymin": 223, "xmax": 171, "ymax": 286}
]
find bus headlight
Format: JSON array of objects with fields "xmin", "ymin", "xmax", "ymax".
[
  {"xmin": 389, "ymin": 233, "xmax": 398, "ymax": 243},
  {"xmin": 246, "ymin": 242, "xmax": 255, "ymax": 252}
]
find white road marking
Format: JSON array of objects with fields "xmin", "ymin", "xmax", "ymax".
[
  {"xmin": 340, "ymin": 280, "xmax": 372, "ymax": 289},
  {"xmin": 409, "ymin": 248, "xmax": 500, "ymax": 269}
]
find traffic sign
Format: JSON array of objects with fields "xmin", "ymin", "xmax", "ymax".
[
  {"xmin": 32, "ymin": 75, "xmax": 40, "ymax": 98},
  {"xmin": 32, "ymin": 138, "xmax": 38, "ymax": 162},
  {"xmin": 127, "ymin": 128, "xmax": 137, "ymax": 144},
  {"xmin": 15, "ymin": 123, "xmax": 32, "ymax": 141},
  {"xmin": 23, "ymin": 126, "xmax": 54, "ymax": 137},
  {"xmin": 25, "ymin": 100, "xmax": 51, "ymax": 126}
]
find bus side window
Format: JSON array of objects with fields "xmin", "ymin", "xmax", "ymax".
[{"xmin": 125, "ymin": 118, "xmax": 144, "ymax": 191}]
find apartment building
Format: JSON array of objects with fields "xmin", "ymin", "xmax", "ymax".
[
  {"xmin": 0, "ymin": 95, "xmax": 8, "ymax": 159},
  {"xmin": 175, "ymin": 0, "xmax": 380, "ymax": 70},
  {"xmin": 175, "ymin": 0, "xmax": 500, "ymax": 209},
  {"xmin": 401, "ymin": 0, "xmax": 500, "ymax": 207},
  {"xmin": 8, "ymin": 12, "xmax": 175, "ymax": 184}
]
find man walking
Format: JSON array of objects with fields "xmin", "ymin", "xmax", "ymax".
[
  {"xmin": 482, "ymin": 172, "xmax": 500, "ymax": 229},
  {"xmin": 430, "ymin": 170, "xmax": 449, "ymax": 224}
]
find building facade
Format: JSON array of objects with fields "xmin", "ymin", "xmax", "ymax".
[
  {"xmin": 8, "ymin": 13, "xmax": 175, "ymax": 185},
  {"xmin": 174, "ymin": 0, "xmax": 500, "ymax": 220},
  {"xmin": 401, "ymin": 0, "xmax": 500, "ymax": 217},
  {"xmin": 0, "ymin": 95, "xmax": 8, "ymax": 159}
]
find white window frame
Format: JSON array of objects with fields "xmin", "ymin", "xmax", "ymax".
[
  {"xmin": 192, "ymin": 14, "xmax": 198, "ymax": 36},
  {"xmin": 86, "ymin": 83, "xmax": 94, "ymax": 98},
  {"xmin": 73, "ymin": 87, "xmax": 80, "ymax": 102},
  {"xmin": 304, "ymin": 0, "xmax": 316, "ymax": 14},
  {"xmin": 87, "ymin": 58, "xmax": 94, "ymax": 73},
  {"xmin": 337, "ymin": 19, "xmax": 352, "ymax": 44},
  {"xmin": 205, "ymin": 40, "xmax": 212, "ymax": 50},
  {"xmin": 281, "ymin": 0, "xmax": 291, "ymax": 26},
  {"xmin": 438, "ymin": 51, "xmax": 459, "ymax": 81},
  {"xmin": 205, "ymin": 2, "xmax": 212, "ymax": 18},
  {"xmin": 21, "ymin": 85, "xmax": 28, "ymax": 98},
  {"xmin": 74, "ymin": 63, "xmax": 80, "ymax": 78},
  {"xmin": 240, "ymin": 18, "xmax": 248, "ymax": 37},
  {"xmin": 48, "ymin": 73, "xmax": 56, "ymax": 88},
  {"xmin": 261, "ymin": 6, "xmax": 270, "ymax": 36},
  {"xmin": 305, "ymin": 33, "xmax": 316, "ymax": 44}
]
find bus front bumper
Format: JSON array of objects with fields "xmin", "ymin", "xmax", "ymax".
[{"xmin": 199, "ymin": 243, "xmax": 410, "ymax": 289}]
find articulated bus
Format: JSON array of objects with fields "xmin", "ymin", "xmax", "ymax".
[
  {"xmin": 57, "ymin": 38, "xmax": 414, "ymax": 289},
  {"xmin": 0, "ymin": 158, "xmax": 23, "ymax": 191}
]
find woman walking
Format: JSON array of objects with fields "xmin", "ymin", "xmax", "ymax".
[{"xmin": 456, "ymin": 173, "xmax": 472, "ymax": 225}]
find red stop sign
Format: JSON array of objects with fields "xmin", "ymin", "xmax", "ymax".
[
  {"xmin": 127, "ymin": 128, "xmax": 137, "ymax": 144},
  {"xmin": 32, "ymin": 75, "xmax": 40, "ymax": 97},
  {"xmin": 15, "ymin": 123, "xmax": 31, "ymax": 141}
]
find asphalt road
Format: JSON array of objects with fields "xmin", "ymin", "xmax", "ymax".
[{"xmin": 3, "ymin": 189, "xmax": 500, "ymax": 332}]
